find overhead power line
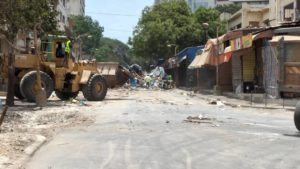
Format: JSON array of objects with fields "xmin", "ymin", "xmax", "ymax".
[
  {"xmin": 86, "ymin": 11, "xmax": 139, "ymax": 17},
  {"xmin": 105, "ymin": 29, "xmax": 133, "ymax": 33}
]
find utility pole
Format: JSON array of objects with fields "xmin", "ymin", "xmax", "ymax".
[
  {"xmin": 199, "ymin": 23, "xmax": 210, "ymax": 91},
  {"xmin": 214, "ymin": 25, "xmax": 221, "ymax": 95}
]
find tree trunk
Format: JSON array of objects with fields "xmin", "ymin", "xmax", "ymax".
[{"xmin": 6, "ymin": 50, "xmax": 15, "ymax": 106}]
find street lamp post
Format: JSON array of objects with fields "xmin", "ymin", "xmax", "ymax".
[
  {"xmin": 215, "ymin": 25, "xmax": 221, "ymax": 95},
  {"xmin": 202, "ymin": 23, "xmax": 209, "ymax": 43},
  {"xmin": 203, "ymin": 23, "xmax": 221, "ymax": 95},
  {"xmin": 167, "ymin": 43, "xmax": 178, "ymax": 86},
  {"xmin": 199, "ymin": 23, "xmax": 210, "ymax": 91},
  {"xmin": 167, "ymin": 44, "xmax": 178, "ymax": 56}
]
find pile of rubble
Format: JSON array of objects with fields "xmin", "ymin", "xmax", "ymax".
[{"xmin": 0, "ymin": 99, "xmax": 94, "ymax": 168}]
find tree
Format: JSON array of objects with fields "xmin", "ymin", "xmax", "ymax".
[
  {"xmin": 194, "ymin": 7, "xmax": 226, "ymax": 44},
  {"xmin": 70, "ymin": 15, "xmax": 104, "ymax": 55},
  {"xmin": 130, "ymin": 0, "xmax": 201, "ymax": 65},
  {"xmin": 215, "ymin": 4, "xmax": 242, "ymax": 15},
  {"xmin": 0, "ymin": 0, "xmax": 58, "ymax": 106},
  {"xmin": 95, "ymin": 37, "xmax": 131, "ymax": 66}
]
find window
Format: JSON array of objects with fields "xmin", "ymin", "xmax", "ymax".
[
  {"xmin": 249, "ymin": 21, "xmax": 259, "ymax": 27},
  {"xmin": 283, "ymin": 3, "xmax": 294, "ymax": 21},
  {"xmin": 285, "ymin": 43, "xmax": 300, "ymax": 62}
]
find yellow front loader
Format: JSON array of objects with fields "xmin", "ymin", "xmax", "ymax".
[{"xmin": 0, "ymin": 34, "xmax": 108, "ymax": 102}]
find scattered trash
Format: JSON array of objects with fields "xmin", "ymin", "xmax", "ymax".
[
  {"xmin": 187, "ymin": 92, "xmax": 196, "ymax": 97},
  {"xmin": 183, "ymin": 115, "xmax": 213, "ymax": 124},
  {"xmin": 211, "ymin": 124, "xmax": 220, "ymax": 127},
  {"xmin": 71, "ymin": 99, "xmax": 78, "ymax": 104},
  {"xmin": 198, "ymin": 114, "xmax": 203, "ymax": 119},
  {"xmin": 208, "ymin": 99, "xmax": 226, "ymax": 108},
  {"xmin": 168, "ymin": 101, "xmax": 177, "ymax": 105},
  {"xmin": 217, "ymin": 101, "xmax": 225, "ymax": 106},
  {"xmin": 208, "ymin": 99, "xmax": 217, "ymax": 105},
  {"xmin": 32, "ymin": 107, "xmax": 42, "ymax": 111},
  {"xmin": 79, "ymin": 99, "xmax": 88, "ymax": 106}
]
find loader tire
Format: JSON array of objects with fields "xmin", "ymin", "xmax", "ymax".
[
  {"xmin": 55, "ymin": 91, "xmax": 79, "ymax": 100},
  {"xmin": 20, "ymin": 71, "xmax": 54, "ymax": 102},
  {"xmin": 15, "ymin": 84, "xmax": 24, "ymax": 100},
  {"xmin": 82, "ymin": 74, "xmax": 107, "ymax": 101},
  {"xmin": 294, "ymin": 101, "xmax": 300, "ymax": 131}
]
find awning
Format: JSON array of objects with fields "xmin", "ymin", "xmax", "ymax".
[
  {"xmin": 177, "ymin": 55, "xmax": 187, "ymax": 64},
  {"xmin": 188, "ymin": 50, "xmax": 215, "ymax": 69},
  {"xmin": 269, "ymin": 35, "xmax": 300, "ymax": 44},
  {"xmin": 189, "ymin": 40, "xmax": 216, "ymax": 69},
  {"xmin": 253, "ymin": 29, "xmax": 273, "ymax": 41},
  {"xmin": 188, "ymin": 35, "xmax": 229, "ymax": 69}
]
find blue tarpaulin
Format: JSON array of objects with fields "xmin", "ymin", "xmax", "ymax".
[{"xmin": 175, "ymin": 46, "xmax": 204, "ymax": 63}]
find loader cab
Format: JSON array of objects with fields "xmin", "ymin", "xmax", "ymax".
[{"xmin": 42, "ymin": 34, "xmax": 69, "ymax": 67}]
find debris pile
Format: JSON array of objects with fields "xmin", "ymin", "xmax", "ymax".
[
  {"xmin": 0, "ymin": 101, "xmax": 94, "ymax": 168},
  {"xmin": 184, "ymin": 115, "xmax": 213, "ymax": 124}
]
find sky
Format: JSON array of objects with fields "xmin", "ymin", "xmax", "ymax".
[{"xmin": 86, "ymin": 0, "xmax": 154, "ymax": 44}]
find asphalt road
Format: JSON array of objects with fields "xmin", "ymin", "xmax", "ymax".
[{"xmin": 25, "ymin": 89, "xmax": 300, "ymax": 169}]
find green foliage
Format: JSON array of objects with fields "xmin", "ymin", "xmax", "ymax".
[
  {"xmin": 71, "ymin": 15, "xmax": 104, "ymax": 55},
  {"xmin": 94, "ymin": 37, "xmax": 131, "ymax": 66},
  {"xmin": 194, "ymin": 7, "xmax": 226, "ymax": 44},
  {"xmin": 131, "ymin": 0, "xmax": 201, "ymax": 64},
  {"xmin": 130, "ymin": 0, "xmax": 225, "ymax": 65},
  {"xmin": 0, "ymin": 0, "xmax": 58, "ymax": 41},
  {"xmin": 215, "ymin": 4, "xmax": 242, "ymax": 14}
]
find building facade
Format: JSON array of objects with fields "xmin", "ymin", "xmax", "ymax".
[
  {"xmin": 154, "ymin": 0, "xmax": 216, "ymax": 12},
  {"xmin": 56, "ymin": 0, "xmax": 86, "ymax": 31},
  {"xmin": 226, "ymin": 0, "xmax": 300, "ymax": 30},
  {"xmin": 216, "ymin": 0, "xmax": 269, "ymax": 5},
  {"xmin": 227, "ymin": 3, "xmax": 269, "ymax": 30},
  {"xmin": 269, "ymin": 0, "xmax": 300, "ymax": 26},
  {"xmin": 187, "ymin": 0, "xmax": 216, "ymax": 12},
  {"xmin": 57, "ymin": 0, "xmax": 69, "ymax": 31},
  {"xmin": 66, "ymin": 0, "xmax": 86, "ymax": 16}
]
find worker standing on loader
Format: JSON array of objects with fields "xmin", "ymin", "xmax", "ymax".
[{"xmin": 64, "ymin": 38, "xmax": 73, "ymax": 66}]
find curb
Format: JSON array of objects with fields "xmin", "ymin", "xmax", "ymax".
[
  {"xmin": 196, "ymin": 94, "xmax": 295, "ymax": 111},
  {"xmin": 223, "ymin": 102, "xmax": 295, "ymax": 111},
  {"xmin": 24, "ymin": 135, "xmax": 47, "ymax": 156}
]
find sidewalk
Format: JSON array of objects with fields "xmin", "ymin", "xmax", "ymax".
[{"xmin": 185, "ymin": 89, "xmax": 297, "ymax": 111}]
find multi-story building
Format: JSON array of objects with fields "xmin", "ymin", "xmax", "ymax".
[
  {"xmin": 269, "ymin": 0, "xmax": 300, "ymax": 26},
  {"xmin": 216, "ymin": 0, "xmax": 268, "ymax": 6},
  {"xmin": 66, "ymin": 0, "xmax": 86, "ymax": 16},
  {"xmin": 225, "ymin": 0, "xmax": 300, "ymax": 30},
  {"xmin": 57, "ymin": 0, "xmax": 69, "ymax": 31},
  {"xmin": 187, "ymin": 0, "xmax": 216, "ymax": 12},
  {"xmin": 227, "ymin": 3, "xmax": 269, "ymax": 30},
  {"xmin": 56, "ymin": 0, "xmax": 86, "ymax": 31},
  {"xmin": 154, "ymin": 0, "xmax": 216, "ymax": 12}
]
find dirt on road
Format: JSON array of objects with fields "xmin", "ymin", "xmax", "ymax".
[
  {"xmin": 0, "ymin": 96, "xmax": 94, "ymax": 169},
  {"xmin": 0, "ymin": 88, "xmax": 294, "ymax": 169},
  {"xmin": 0, "ymin": 88, "xmax": 193, "ymax": 169}
]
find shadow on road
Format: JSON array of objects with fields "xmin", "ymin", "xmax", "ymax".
[
  {"xmin": 105, "ymin": 98, "xmax": 135, "ymax": 101},
  {"xmin": 282, "ymin": 133, "xmax": 300, "ymax": 138}
]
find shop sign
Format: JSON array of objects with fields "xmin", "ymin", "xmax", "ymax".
[
  {"xmin": 230, "ymin": 34, "xmax": 253, "ymax": 51},
  {"xmin": 242, "ymin": 34, "xmax": 253, "ymax": 48}
]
